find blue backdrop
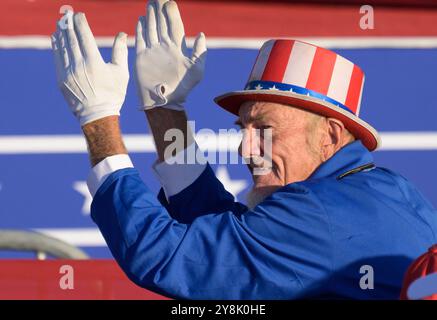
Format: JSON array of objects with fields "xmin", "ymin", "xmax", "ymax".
[{"xmin": 0, "ymin": 47, "xmax": 436, "ymax": 257}]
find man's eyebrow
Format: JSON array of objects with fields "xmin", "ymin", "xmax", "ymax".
[{"xmin": 235, "ymin": 115, "xmax": 271, "ymax": 126}]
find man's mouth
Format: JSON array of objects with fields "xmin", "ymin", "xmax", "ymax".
[
  {"xmin": 252, "ymin": 166, "xmax": 273, "ymax": 176},
  {"xmin": 246, "ymin": 162, "xmax": 273, "ymax": 176},
  {"xmin": 244, "ymin": 156, "xmax": 274, "ymax": 176}
]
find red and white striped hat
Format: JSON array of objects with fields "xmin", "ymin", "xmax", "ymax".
[{"xmin": 214, "ymin": 39, "xmax": 381, "ymax": 151}]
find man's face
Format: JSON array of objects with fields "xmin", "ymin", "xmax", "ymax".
[{"xmin": 236, "ymin": 101, "xmax": 324, "ymax": 207}]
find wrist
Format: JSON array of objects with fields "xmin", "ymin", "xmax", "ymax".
[
  {"xmin": 80, "ymin": 109, "xmax": 121, "ymax": 127},
  {"xmin": 82, "ymin": 116, "xmax": 128, "ymax": 167},
  {"xmin": 144, "ymin": 108, "xmax": 194, "ymax": 162},
  {"xmin": 140, "ymin": 103, "xmax": 185, "ymax": 112}
]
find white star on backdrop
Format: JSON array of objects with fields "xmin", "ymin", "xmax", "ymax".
[
  {"xmin": 215, "ymin": 166, "xmax": 248, "ymax": 200},
  {"xmin": 73, "ymin": 181, "xmax": 92, "ymax": 215},
  {"xmin": 73, "ymin": 168, "xmax": 248, "ymax": 214},
  {"xmin": 269, "ymin": 85, "xmax": 279, "ymax": 91},
  {"xmin": 254, "ymin": 84, "xmax": 263, "ymax": 90}
]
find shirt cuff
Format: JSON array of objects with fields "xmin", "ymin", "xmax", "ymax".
[
  {"xmin": 153, "ymin": 142, "xmax": 207, "ymax": 199},
  {"xmin": 87, "ymin": 154, "xmax": 134, "ymax": 197}
]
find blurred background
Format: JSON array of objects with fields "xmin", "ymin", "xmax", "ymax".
[{"xmin": 1, "ymin": 0, "xmax": 437, "ymax": 260}]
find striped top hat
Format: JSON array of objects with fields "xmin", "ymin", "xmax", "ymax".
[{"xmin": 214, "ymin": 39, "xmax": 381, "ymax": 151}]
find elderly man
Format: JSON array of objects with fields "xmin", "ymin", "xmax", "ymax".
[{"xmin": 51, "ymin": 0, "xmax": 437, "ymax": 299}]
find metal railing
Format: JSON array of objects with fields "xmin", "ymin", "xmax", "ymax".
[{"xmin": 0, "ymin": 230, "xmax": 89, "ymax": 259}]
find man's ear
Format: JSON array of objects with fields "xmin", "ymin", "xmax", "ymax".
[{"xmin": 321, "ymin": 118, "xmax": 348, "ymax": 161}]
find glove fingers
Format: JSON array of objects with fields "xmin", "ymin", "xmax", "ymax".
[
  {"xmin": 164, "ymin": 0, "xmax": 184, "ymax": 47},
  {"xmin": 136, "ymin": 17, "xmax": 147, "ymax": 52},
  {"xmin": 51, "ymin": 33, "xmax": 65, "ymax": 83},
  {"xmin": 55, "ymin": 25, "xmax": 70, "ymax": 69},
  {"xmin": 112, "ymin": 32, "xmax": 128, "ymax": 68},
  {"xmin": 146, "ymin": 3, "xmax": 159, "ymax": 46},
  {"xmin": 154, "ymin": 0, "xmax": 170, "ymax": 43},
  {"xmin": 191, "ymin": 32, "xmax": 207, "ymax": 63},
  {"xmin": 73, "ymin": 12, "xmax": 102, "ymax": 61},
  {"xmin": 62, "ymin": 12, "xmax": 83, "ymax": 65}
]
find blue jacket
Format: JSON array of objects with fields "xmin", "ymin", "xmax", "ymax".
[{"xmin": 90, "ymin": 141, "xmax": 437, "ymax": 299}]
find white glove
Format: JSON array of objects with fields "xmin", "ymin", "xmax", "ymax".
[
  {"xmin": 51, "ymin": 12, "xmax": 129, "ymax": 126},
  {"xmin": 135, "ymin": 0, "xmax": 207, "ymax": 110}
]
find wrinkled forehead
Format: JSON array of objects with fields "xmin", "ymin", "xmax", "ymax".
[
  {"xmin": 239, "ymin": 101, "xmax": 282, "ymax": 119},
  {"xmin": 237, "ymin": 101, "xmax": 310, "ymax": 124}
]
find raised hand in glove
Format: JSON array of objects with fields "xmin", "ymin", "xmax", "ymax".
[
  {"xmin": 135, "ymin": 0, "xmax": 207, "ymax": 111},
  {"xmin": 51, "ymin": 12, "xmax": 129, "ymax": 126}
]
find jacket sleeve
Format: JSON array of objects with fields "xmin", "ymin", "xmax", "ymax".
[
  {"xmin": 91, "ymin": 168, "xmax": 332, "ymax": 299},
  {"xmin": 157, "ymin": 163, "xmax": 247, "ymax": 223}
]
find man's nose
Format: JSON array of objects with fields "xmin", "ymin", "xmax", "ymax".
[{"xmin": 239, "ymin": 128, "xmax": 261, "ymax": 158}]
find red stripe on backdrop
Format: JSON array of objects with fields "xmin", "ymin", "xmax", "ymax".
[
  {"xmin": 260, "ymin": 40, "xmax": 294, "ymax": 82},
  {"xmin": 305, "ymin": 47, "xmax": 337, "ymax": 95},
  {"xmin": 344, "ymin": 66, "xmax": 365, "ymax": 114},
  {"xmin": 2, "ymin": 0, "xmax": 437, "ymax": 36},
  {"xmin": 0, "ymin": 260, "xmax": 170, "ymax": 300}
]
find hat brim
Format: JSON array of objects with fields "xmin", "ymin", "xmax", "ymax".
[{"xmin": 214, "ymin": 90, "xmax": 381, "ymax": 151}]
